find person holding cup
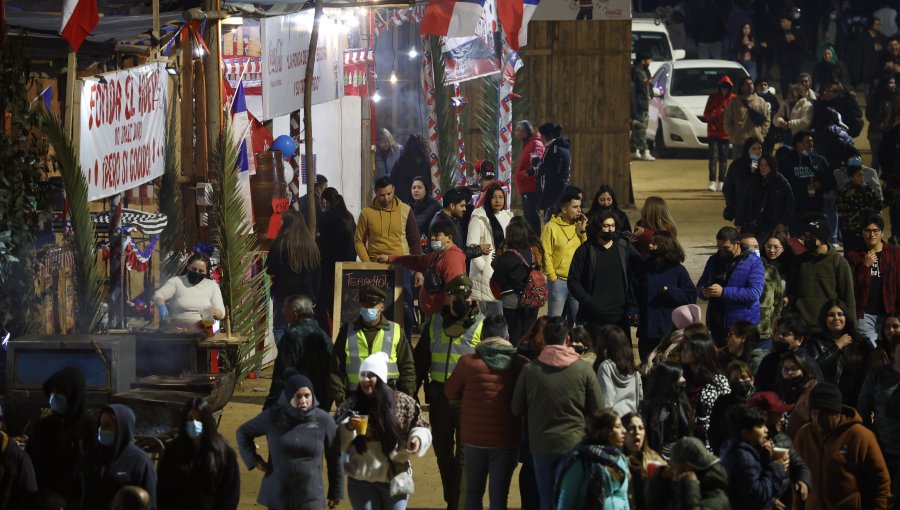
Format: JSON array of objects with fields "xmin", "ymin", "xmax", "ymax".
[
  {"xmin": 776, "ymin": 130, "xmax": 834, "ymax": 236},
  {"xmin": 337, "ymin": 352, "xmax": 432, "ymax": 510},
  {"xmin": 719, "ymin": 405, "xmax": 790, "ymax": 510},
  {"xmin": 620, "ymin": 412, "xmax": 664, "ymax": 510}
]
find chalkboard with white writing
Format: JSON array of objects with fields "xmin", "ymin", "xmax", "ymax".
[{"xmin": 332, "ymin": 262, "xmax": 404, "ymax": 339}]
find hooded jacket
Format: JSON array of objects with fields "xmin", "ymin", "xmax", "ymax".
[
  {"xmin": 541, "ymin": 214, "xmax": 587, "ymax": 281},
  {"xmin": 736, "ymin": 169, "xmax": 794, "ymax": 233},
  {"xmin": 157, "ymin": 427, "xmax": 240, "ymax": 510},
  {"xmin": 596, "ymin": 359, "xmax": 643, "ymax": 416},
  {"xmin": 777, "ymin": 148, "xmax": 834, "ymax": 215},
  {"xmin": 793, "ymin": 406, "xmax": 891, "ymax": 510},
  {"xmin": 514, "ymin": 132, "xmax": 545, "ymax": 194},
  {"xmin": 444, "ymin": 338, "xmax": 528, "ymax": 448},
  {"xmin": 704, "ymin": 76, "xmax": 734, "ymax": 140},
  {"xmin": 697, "ymin": 248, "xmax": 766, "ymax": 330},
  {"xmin": 722, "ymin": 138, "xmax": 762, "ymax": 222},
  {"xmin": 537, "ymin": 137, "xmax": 572, "ymax": 210},
  {"xmin": 775, "ymin": 97, "xmax": 813, "ymax": 134},
  {"xmin": 628, "ymin": 260, "xmax": 698, "ymax": 341},
  {"xmin": 724, "ymin": 92, "xmax": 771, "ymax": 148},
  {"xmin": 79, "ymin": 404, "xmax": 157, "ymax": 510},
  {"xmin": 719, "ymin": 438, "xmax": 787, "ymax": 510},
  {"xmin": 788, "ymin": 246, "xmax": 856, "ymax": 334},
  {"xmin": 27, "ymin": 366, "xmax": 96, "ymax": 506},
  {"xmin": 511, "ymin": 345, "xmax": 602, "ymax": 455},
  {"xmin": 645, "ymin": 462, "xmax": 731, "ymax": 510},
  {"xmin": 0, "ymin": 431, "xmax": 37, "ymax": 510},
  {"xmin": 467, "ymin": 207, "xmax": 514, "ymax": 302},
  {"xmin": 354, "ymin": 196, "xmax": 422, "ymax": 261}
]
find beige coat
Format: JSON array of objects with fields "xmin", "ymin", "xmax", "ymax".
[
  {"xmin": 724, "ymin": 93, "xmax": 771, "ymax": 147},
  {"xmin": 775, "ymin": 97, "xmax": 813, "ymax": 135}
]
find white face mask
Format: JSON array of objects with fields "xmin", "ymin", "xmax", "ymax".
[{"xmin": 430, "ymin": 240, "xmax": 445, "ymax": 252}]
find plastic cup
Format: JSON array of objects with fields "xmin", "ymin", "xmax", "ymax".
[
  {"xmin": 807, "ymin": 184, "xmax": 816, "ymax": 198},
  {"xmin": 772, "ymin": 447, "xmax": 789, "ymax": 460},
  {"xmin": 647, "ymin": 460, "xmax": 663, "ymax": 478},
  {"xmin": 357, "ymin": 415, "xmax": 369, "ymax": 436}
]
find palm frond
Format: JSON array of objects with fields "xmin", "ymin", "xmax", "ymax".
[
  {"xmin": 475, "ymin": 75, "xmax": 500, "ymax": 164},
  {"xmin": 430, "ymin": 35, "xmax": 460, "ymax": 193},
  {"xmin": 208, "ymin": 121, "xmax": 270, "ymax": 381},
  {"xmin": 158, "ymin": 101, "xmax": 185, "ymax": 281},
  {"xmin": 39, "ymin": 109, "xmax": 103, "ymax": 333}
]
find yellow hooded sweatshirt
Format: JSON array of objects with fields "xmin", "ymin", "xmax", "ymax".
[
  {"xmin": 354, "ymin": 196, "xmax": 416, "ymax": 261},
  {"xmin": 540, "ymin": 214, "xmax": 587, "ymax": 280}
]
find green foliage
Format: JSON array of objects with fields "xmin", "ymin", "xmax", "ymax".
[
  {"xmin": 475, "ymin": 75, "xmax": 500, "ymax": 164},
  {"xmin": 39, "ymin": 110, "xmax": 103, "ymax": 333},
  {"xmin": 208, "ymin": 122, "xmax": 269, "ymax": 381},
  {"xmin": 429, "ymin": 36, "xmax": 460, "ymax": 194},
  {"xmin": 158, "ymin": 102, "xmax": 185, "ymax": 281},
  {"xmin": 0, "ymin": 28, "xmax": 51, "ymax": 334}
]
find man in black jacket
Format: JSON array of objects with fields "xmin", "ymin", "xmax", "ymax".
[
  {"xmin": 777, "ymin": 131, "xmax": 834, "ymax": 235},
  {"xmin": 428, "ymin": 188, "xmax": 487, "ymax": 261},
  {"xmin": 631, "ymin": 51, "xmax": 655, "ymax": 161},
  {"xmin": 775, "ymin": 13, "xmax": 806, "ymax": 98}
]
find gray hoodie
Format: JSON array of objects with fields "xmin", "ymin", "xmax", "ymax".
[{"xmin": 596, "ymin": 359, "xmax": 643, "ymax": 416}]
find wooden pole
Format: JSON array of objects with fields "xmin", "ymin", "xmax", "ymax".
[
  {"xmin": 64, "ymin": 52, "xmax": 77, "ymax": 139},
  {"xmin": 204, "ymin": 0, "xmax": 222, "ymax": 145},
  {"xmin": 152, "ymin": 0, "xmax": 160, "ymax": 60},
  {"xmin": 304, "ymin": 0, "xmax": 324, "ymax": 234}
]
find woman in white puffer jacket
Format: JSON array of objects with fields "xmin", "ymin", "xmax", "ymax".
[{"xmin": 466, "ymin": 183, "xmax": 513, "ymax": 316}]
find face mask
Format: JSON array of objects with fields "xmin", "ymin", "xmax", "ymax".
[
  {"xmin": 360, "ymin": 307, "xmax": 380, "ymax": 323},
  {"xmin": 730, "ymin": 379, "xmax": 754, "ymax": 399},
  {"xmin": 800, "ymin": 150, "xmax": 810, "ymax": 157},
  {"xmin": 185, "ymin": 420, "xmax": 204, "ymax": 439},
  {"xmin": 750, "ymin": 248, "xmax": 760, "ymax": 257},
  {"xmin": 49, "ymin": 393, "xmax": 67, "ymax": 415},
  {"xmin": 803, "ymin": 238, "xmax": 819, "ymax": 252},
  {"xmin": 98, "ymin": 429, "xmax": 116, "ymax": 447},
  {"xmin": 749, "ymin": 154, "xmax": 760, "ymax": 161},
  {"xmin": 718, "ymin": 249, "xmax": 735, "ymax": 262},
  {"xmin": 848, "ymin": 156, "xmax": 862, "ymax": 167},
  {"xmin": 430, "ymin": 240, "xmax": 445, "ymax": 252},
  {"xmin": 187, "ymin": 271, "xmax": 205, "ymax": 285},
  {"xmin": 451, "ymin": 300, "xmax": 470, "ymax": 318},
  {"xmin": 599, "ymin": 231, "xmax": 616, "ymax": 241}
]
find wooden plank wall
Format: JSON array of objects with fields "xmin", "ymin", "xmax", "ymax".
[{"xmin": 460, "ymin": 20, "xmax": 633, "ymax": 207}]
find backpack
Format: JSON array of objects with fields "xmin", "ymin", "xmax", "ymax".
[{"xmin": 512, "ymin": 249, "xmax": 548, "ymax": 308}]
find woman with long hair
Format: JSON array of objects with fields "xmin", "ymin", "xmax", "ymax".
[
  {"xmin": 630, "ymin": 230, "xmax": 696, "ymax": 361},
  {"xmin": 408, "ymin": 176, "xmax": 441, "ymax": 246},
  {"xmin": 812, "ymin": 44, "xmax": 844, "ymax": 92},
  {"xmin": 375, "ymin": 128, "xmax": 402, "ymax": 179},
  {"xmin": 806, "ymin": 299, "xmax": 871, "ymax": 407},
  {"xmin": 491, "ymin": 217, "xmax": 543, "ymax": 344},
  {"xmin": 391, "ymin": 134, "xmax": 431, "ymax": 204},
  {"xmin": 681, "ymin": 333, "xmax": 730, "ymax": 450},
  {"xmin": 640, "ymin": 363, "xmax": 694, "ymax": 453},
  {"xmin": 318, "ymin": 188, "xmax": 357, "ymax": 333},
  {"xmin": 595, "ymin": 325, "xmax": 643, "ymax": 415},
  {"xmin": 337, "ymin": 352, "xmax": 431, "ymax": 509},
  {"xmin": 719, "ymin": 320, "xmax": 765, "ymax": 375},
  {"xmin": 588, "ymin": 185, "xmax": 631, "ymax": 234},
  {"xmin": 632, "ymin": 196, "xmax": 677, "ymax": 259},
  {"xmin": 735, "ymin": 154, "xmax": 793, "ymax": 235},
  {"xmin": 157, "ymin": 398, "xmax": 240, "ymax": 509},
  {"xmin": 621, "ymin": 412, "xmax": 664, "ymax": 510},
  {"xmin": 237, "ymin": 368, "xmax": 341, "ymax": 509},
  {"xmin": 467, "ymin": 183, "xmax": 514, "ymax": 316},
  {"xmin": 774, "ymin": 351, "xmax": 820, "ymax": 438},
  {"xmin": 554, "ymin": 409, "xmax": 630, "ymax": 509},
  {"xmin": 267, "ymin": 209, "xmax": 322, "ymax": 341}
]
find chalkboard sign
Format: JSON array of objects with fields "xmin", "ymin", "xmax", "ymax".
[{"xmin": 333, "ymin": 262, "xmax": 404, "ymax": 339}]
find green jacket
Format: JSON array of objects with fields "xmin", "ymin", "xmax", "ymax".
[
  {"xmin": 788, "ymin": 247, "xmax": 856, "ymax": 334},
  {"xmin": 758, "ymin": 263, "xmax": 784, "ymax": 340},
  {"xmin": 645, "ymin": 463, "xmax": 732, "ymax": 510}
]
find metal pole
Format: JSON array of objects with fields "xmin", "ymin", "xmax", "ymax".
[{"xmin": 304, "ymin": 0, "xmax": 324, "ymax": 234}]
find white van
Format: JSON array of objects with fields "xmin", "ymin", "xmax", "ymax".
[{"xmin": 632, "ymin": 17, "xmax": 685, "ymax": 75}]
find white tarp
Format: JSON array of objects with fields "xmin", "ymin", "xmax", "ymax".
[
  {"xmin": 79, "ymin": 63, "xmax": 169, "ymax": 201},
  {"xmin": 260, "ymin": 12, "xmax": 343, "ymax": 121}
]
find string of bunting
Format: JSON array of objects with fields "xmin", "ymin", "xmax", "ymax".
[
  {"xmin": 421, "ymin": 35, "xmax": 441, "ymax": 199},
  {"xmin": 452, "ymin": 84, "xmax": 467, "ymax": 178},
  {"xmin": 374, "ymin": 6, "xmax": 424, "ymax": 38}
]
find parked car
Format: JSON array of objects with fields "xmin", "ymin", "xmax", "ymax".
[
  {"xmin": 632, "ymin": 16, "xmax": 686, "ymax": 75},
  {"xmin": 646, "ymin": 59, "xmax": 750, "ymax": 156}
]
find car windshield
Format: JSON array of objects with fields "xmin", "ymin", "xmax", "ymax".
[
  {"xmin": 632, "ymin": 31, "xmax": 672, "ymax": 61},
  {"xmin": 671, "ymin": 68, "xmax": 749, "ymax": 96}
]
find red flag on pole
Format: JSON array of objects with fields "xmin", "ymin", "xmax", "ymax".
[{"xmin": 60, "ymin": 0, "xmax": 100, "ymax": 52}]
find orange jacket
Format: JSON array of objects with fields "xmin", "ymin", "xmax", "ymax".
[{"xmin": 705, "ymin": 75, "xmax": 734, "ymax": 140}]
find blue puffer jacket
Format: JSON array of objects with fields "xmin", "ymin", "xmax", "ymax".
[
  {"xmin": 697, "ymin": 250, "xmax": 765, "ymax": 328},
  {"xmin": 628, "ymin": 261, "xmax": 698, "ymax": 341},
  {"xmin": 719, "ymin": 439, "xmax": 787, "ymax": 510}
]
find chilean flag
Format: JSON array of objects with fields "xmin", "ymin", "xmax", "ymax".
[
  {"xmin": 497, "ymin": 0, "xmax": 541, "ymax": 51},
  {"xmin": 231, "ymin": 81, "xmax": 256, "ymax": 226},
  {"xmin": 421, "ymin": 0, "xmax": 486, "ymax": 38},
  {"xmin": 59, "ymin": 0, "xmax": 100, "ymax": 52}
]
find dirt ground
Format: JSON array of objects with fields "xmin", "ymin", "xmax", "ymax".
[{"xmin": 220, "ymin": 152, "xmax": 749, "ymax": 509}]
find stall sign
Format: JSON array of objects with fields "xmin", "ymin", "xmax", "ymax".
[
  {"xmin": 79, "ymin": 63, "xmax": 169, "ymax": 201},
  {"xmin": 260, "ymin": 12, "xmax": 343, "ymax": 121}
]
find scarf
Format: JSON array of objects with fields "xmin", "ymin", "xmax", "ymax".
[{"xmin": 553, "ymin": 443, "xmax": 623, "ymax": 509}]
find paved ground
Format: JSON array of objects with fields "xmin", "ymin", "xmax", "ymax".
[{"xmin": 221, "ymin": 152, "xmax": 741, "ymax": 509}]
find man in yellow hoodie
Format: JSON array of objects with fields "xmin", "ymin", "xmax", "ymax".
[
  {"xmin": 541, "ymin": 189, "xmax": 587, "ymax": 326},
  {"xmin": 355, "ymin": 176, "xmax": 424, "ymax": 336}
]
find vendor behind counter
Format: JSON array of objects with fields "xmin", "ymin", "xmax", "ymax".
[{"xmin": 153, "ymin": 253, "xmax": 224, "ymax": 330}]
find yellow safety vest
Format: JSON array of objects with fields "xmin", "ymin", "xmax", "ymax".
[
  {"xmin": 345, "ymin": 321, "xmax": 401, "ymax": 389},
  {"xmin": 429, "ymin": 313, "xmax": 484, "ymax": 383}
]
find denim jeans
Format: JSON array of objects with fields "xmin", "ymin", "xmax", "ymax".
[
  {"xmin": 858, "ymin": 313, "xmax": 884, "ymax": 349},
  {"xmin": 463, "ymin": 445, "xmax": 518, "ymax": 510},
  {"xmin": 347, "ymin": 477, "xmax": 409, "ymax": 510},
  {"xmin": 532, "ymin": 453, "xmax": 564, "ymax": 510},
  {"xmin": 547, "ymin": 279, "xmax": 578, "ymax": 327},
  {"xmin": 708, "ymin": 138, "xmax": 729, "ymax": 182}
]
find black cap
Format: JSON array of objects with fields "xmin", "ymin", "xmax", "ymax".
[{"xmin": 359, "ymin": 285, "xmax": 387, "ymax": 306}]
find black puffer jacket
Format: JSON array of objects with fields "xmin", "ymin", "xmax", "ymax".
[
  {"xmin": 736, "ymin": 170, "xmax": 794, "ymax": 234},
  {"xmin": 0, "ymin": 432, "xmax": 37, "ymax": 510},
  {"xmin": 537, "ymin": 137, "xmax": 572, "ymax": 210}
]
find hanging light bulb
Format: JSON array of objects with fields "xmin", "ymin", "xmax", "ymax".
[
  {"xmin": 408, "ymin": 47, "xmax": 418, "ymax": 59},
  {"xmin": 372, "ymin": 91, "xmax": 382, "ymax": 103},
  {"xmin": 389, "ymin": 71, "xmax": 398, "ymax": 84}
]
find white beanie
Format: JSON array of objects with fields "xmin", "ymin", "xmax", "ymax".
[{"xmin": 359, "ymin": 351, "xmax": 390, "ymax": 383}]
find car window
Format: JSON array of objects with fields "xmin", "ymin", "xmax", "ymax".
[
  {"xmin": 632, "ymin": 31, "xmax": 673, "ymax": 61},
  {"xmin": 670, "ymin": 67, "xmax": 749, "ymax": 96}
]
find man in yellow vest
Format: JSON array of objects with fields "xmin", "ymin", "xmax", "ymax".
[
  {"xmin": 417, "ymin": 275, "xmax": 485, "ymax": 510},
  {"xmin": 329, "ymin": 285, "xmax": 415, "ymax": 405}
]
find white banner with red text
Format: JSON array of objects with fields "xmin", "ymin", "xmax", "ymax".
[{"xmin": 79, "ymin": 63, "xmax": 169, "ymax": 201}]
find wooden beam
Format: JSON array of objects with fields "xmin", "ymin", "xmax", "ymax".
[{"xmin": 304, "ymin": 0, "xmax": 325, "ymax": 234}]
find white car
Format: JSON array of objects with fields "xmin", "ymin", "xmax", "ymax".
[
  {"xmin": 646, "ymin": 59, "xmax": 750, "ymax": 155},
  {"xmin": 632, "ymin": 17, "xmax": 686, "ymax": 76}
]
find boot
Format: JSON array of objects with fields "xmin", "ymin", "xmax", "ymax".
[
  {"xmin": 642, "ymin": 149, "xmax": 656, "ymax": 161},
  {"xmin": 633, "ymin": 149, "xmax": 643, "ymax": 160},
  {"xmin": 707, "ymin": 181, "xmax": 717, "ymax": 191}
]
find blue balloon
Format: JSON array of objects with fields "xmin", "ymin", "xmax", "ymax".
[{"xmin": 272, "ymin": 135, "xmax": 297, "ymax": 159}]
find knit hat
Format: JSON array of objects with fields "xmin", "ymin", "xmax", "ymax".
[
  {"xmin": 283, "ymin": 368, "xmax": 314, "ymax": 400},
  {"xmin": 359, "ymin": 351, "xmax": 390, "ymax": 384},
  {"xmin": 748, "ymin": 391, "xmax": 794, "ymax": 413},
  {"xmin": 668, "ymin": 437, "xmax": 719, "ymax": 470},
  {"xmin": 803, "ymin": 216, "xmax": 831, "ymax": 244},
  {"xmin": 672, "ymin": 304, "xmax": 702, "ymax": 330},
  {"xmin": 808, "ymin": 382, "xmax": 843, "ymax": 413}
]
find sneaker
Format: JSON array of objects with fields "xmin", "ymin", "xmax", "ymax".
[
  {"xmin": 708, "ymin": 181, "xmax": 717, "ymax": 191},
  {"xmin": 717, "ymin": 181, "xmax": 724, "ymax": 191},
  {"xmin": 642, "ymin": 149, "xmax": 656, "ymax": 161},
  {"xmin": 633, "ymin": 149, "xmax": 643, "ymax": 160}
]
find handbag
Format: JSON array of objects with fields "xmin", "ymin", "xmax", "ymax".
[
  {"xmin": 423, "ymin": 253, "xmax": 444, "ymax": 294},
  {"xmin": 389, "ymin": 461, "xmax": 415, "ymax": 497}
]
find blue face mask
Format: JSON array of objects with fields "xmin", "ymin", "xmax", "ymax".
[
  {"xmin": 430, "ymin": 240, "xmax": 445, "ymax": 252},
  {"xmin": 847, "ymin": 156, "xmax": 862, "ymax": 167},
  {"xmin": 185, "ymin": 420, "xmax": 204, "ymax": 439},
  {"xmin": 49, "ymin": 393, "xmax": 67, "ymax": 415},
  {"xmin": 97, "ymin": 428, "xmax": 116, "ymax": 447},
  {"xmin": 749, "ymin": 154, "xmax": 760, "ymax": 161},
  {"xmin": 360, "ymin": 307, "xmax": 380, "ymax": 323}
]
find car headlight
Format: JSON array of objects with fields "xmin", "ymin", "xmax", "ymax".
[{"xmin": 664, "ymin": 105, "xmax": 689, "ymax": 120}]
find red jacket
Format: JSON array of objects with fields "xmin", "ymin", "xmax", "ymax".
[
  {"xmin": 846, "ymin": 242, "xmax": 900, "ymax": 319},
  {"xmin": 704, "ymin": 76, "xmax": 734, "ymax": 140},
  {"xmin": 444, "ymin": 342, "xmax": 528, "ymax": 449},
  {"xmin": 513, "ymin": 133, "xmax": 545, "ymax": 194},
  {"xmin": 389, "ymin": 244, "xmax": 466, "ymax": 316}
]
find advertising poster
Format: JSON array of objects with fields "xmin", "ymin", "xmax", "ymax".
[{"xmin": 441, "ymin": 0, "xmax": 501, "ymax": 84}]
